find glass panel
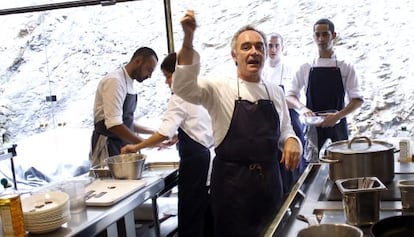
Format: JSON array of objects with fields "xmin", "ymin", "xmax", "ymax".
[{"xmin": 0, "ymin": 0, "xmax": 169, "ymax": 191}]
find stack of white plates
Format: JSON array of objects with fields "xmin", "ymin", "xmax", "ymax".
[{"xmin": 21, "ymin": 191, "xmax": 70, "ymax": 234}]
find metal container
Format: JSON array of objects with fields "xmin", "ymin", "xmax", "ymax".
[
  {"xmin": 297, "ymin": 223, "xmax": 363, "ymax": 237},
  {"xmin": 398, "ymin": 180, "xmax": 414, "ymax": 214},
  {"xmin": 320, "ymin": 136, "xmax": 395, "ymax": 184},
  {"xmin": 89, "ymin": 165, "xmax": 113, "ymax": 178},
  {"xmin": 336, "ymin": 177, "xmax": 387, "ymax": 226},
  {"xmin": 105, "ymin": 153, "xmax": 146, "ymax": 180}
]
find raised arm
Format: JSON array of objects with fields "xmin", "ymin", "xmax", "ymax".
[{"xmin": 178, "ymin": 10, "xmax": 197, "ymax": 66}]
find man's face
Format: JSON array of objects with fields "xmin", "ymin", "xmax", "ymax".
[
  {"xmin": 232, "ymin": 30, "xmax": 266, "ymax": 80},
  {"xmin": 268, "ymin": 36, "xmax": 283, "ymax": 62},
  {"xmin": 133, "ymin": 55, "xmax": 158, "ymax": 83},
  {"xmin": 162, "ymin": 69, "xmax": 173, "ymax": 88},
  {"xmin": 313, "ymin": 24, "xmax": 336, "ymax": 52}
]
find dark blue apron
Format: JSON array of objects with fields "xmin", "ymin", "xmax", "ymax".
[
  {"xmin": 176, "ymin": 127, "xmax": 212, "ymax": 237},
  {"xmin": 279, "ymin": 84, "xmax": 306, "ymax": 194},
  {"xmin": 306, "ymin": 64, "xmax": 348, "ymax": 149},
  {"xmin": 211, "ymin": 82, "xmax": 283, "ymax": 237},
  {"xmin": 91, "ymin": 68, "xmax": 137, "ymax": 157}
]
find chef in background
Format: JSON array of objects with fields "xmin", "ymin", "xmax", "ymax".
[
  {"xmin": 90, "ymin": 47, "xmax": 157, "ymax": 167},
  {"xmin": 263, "ymin": 32, "xmax": 306, "ymax": 194},
  {"xmin": 286, "ymin": 18, "xmax": 363, "ymax": 160},
  {"xmin": 121, "ymin": 52, "xmax": 214, "ymax": 237},
  {"xmin": 173, "ymin": 10, "xmax": 302, "ymax": 236}
]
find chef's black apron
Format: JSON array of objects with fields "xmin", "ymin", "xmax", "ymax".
[
  {"xmin": 176, "ymin": 127, "xmax": 212, "ymax": 237},
  {"xmin": 91, "ymin": 68, "xmax": 137, "ymax": 157},
  {"xmin": 306, "ymin": 65, "xmax": 348, "ymax": 149},
  {"xmin": 211, "ymin": 84, "xmax": 283, "ymax": 236}
]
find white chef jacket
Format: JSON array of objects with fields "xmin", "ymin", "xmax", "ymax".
[
  {"xmin": 158, "ymin": 93, "xmax": 214, "ymax": 149},
  {"xmin": 158, "ymin": 93, "xmax": 214, "ymax": 185},
  {"xmin": 93, "ymin": 67, "xmax": 137, "ymax": 129},
  {"xmin": 262, "ymin": 61, "xmax": 293, "ymax": 87},
  {"xmin": 285, "ymin": 54, "xmax": 363, "ymax": 101},
  {"xmin": 172, "ymin": 50, "xmax": 300, "ymax": 150}
]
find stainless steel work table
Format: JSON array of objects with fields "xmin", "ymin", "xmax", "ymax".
[
  {"xmin": 267, "ymin": 162, "xmax": 414, "ymax": 237},
  {"xmin": 26, "ymin": 175, "xmax": 165, "ymax": 237}
]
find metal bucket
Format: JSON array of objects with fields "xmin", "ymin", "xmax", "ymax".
[{"xmin": 336, "ymin": 177, "xmax": 387, "ymax": 226}]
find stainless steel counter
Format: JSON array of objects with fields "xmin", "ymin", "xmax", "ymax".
[
  {"xmin": 25, "ymin": 174, "xmax": 165, "ymax": 237},
  {"xmin": 266, "ymin": 162, "xmax": 414, "ymax": 237}
]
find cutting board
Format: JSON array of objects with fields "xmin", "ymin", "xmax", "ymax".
[{"xmin": 85, "ymin": 179, "xmax": 146, "ymax": 206}]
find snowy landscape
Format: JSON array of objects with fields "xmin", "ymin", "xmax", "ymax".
[{"xmin": 0, "ymin": 0, "xmax": 414, "ymax": 189}]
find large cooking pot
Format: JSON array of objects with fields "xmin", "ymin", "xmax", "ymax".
[
  {"xmin": 371, "ymin": 215, "xmax": 414, "ymax": 237},
  {"xmin": 320, "ymin": 136, "xmax": 395, "ymax": 184}
]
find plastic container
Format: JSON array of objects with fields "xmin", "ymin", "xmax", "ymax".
[
  {"xmin": 0, "ymin": 179, "xmax": 25, "ymax": 237},
  {"xmin": 399, "ymin": 126, "xmax": 411, "ymax": 162}
]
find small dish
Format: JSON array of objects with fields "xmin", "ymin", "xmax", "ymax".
[{"xmin": 304, "ymin": 116, "xmax": 325, "ymax": 125}]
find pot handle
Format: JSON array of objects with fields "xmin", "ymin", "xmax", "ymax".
[
  {"xmin": 296, "ymin": 214, "xmax": 320, "ymax": 226},
  {"xmin": 348, "ymin": 136, "xmax": 372, "ymax": 149},
  {"xmin": 318, "ymin": 139, "xmax": 341, "ymax": 163},
  {"xmin": 319, "ymin": 156, "xmax": 340, "ymax": 163}
]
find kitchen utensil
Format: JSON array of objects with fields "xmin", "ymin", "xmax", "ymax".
[
  {"xmin": 21, "ymin": 191, "xmax": 70, "ymax": 234},
  {"xmin": 105, "ymin": 153, "xmax": 146, "ymax": 180},
  {"xmin": 297, "ymin": 223, "xmax": 363, "ymax": 237},
  {"xmin": 319, "ymin": 136, "xmax": 395, "ymax": 184},
  {"xmin": 296, "ymin": 213, "xmax": 363, "ymax": 237},
  {"xmin": 296, "ymin": 214, "xmax": 319, "ymax": 226},
  {"xmin": 303, "ymin": 116, "xmax": 325, "ymax": 125},
  {"xmin": 336, "ymin": 176, "xmax": 387, "ymax": 226},
  {"xmin": 60, "ymin": 180, "xmax": 86, "ymax": 214},
  {"xmin": 303, "ymin": 110, "xmax": 340, "ymax": 126},
  {"xmin": 370, "ymin": 215, "xmax": 414, "ymax": 237},
  {"xmin": 397, "ymin": 180, "xmax": 414, "ymax": 214},
  {"xmin": 89, "ymin": 165, "xmax": 112, "ymax": 178},
  {"xmin": 85, "ymin": 179, "xmax": 146, "ymax": 206}
]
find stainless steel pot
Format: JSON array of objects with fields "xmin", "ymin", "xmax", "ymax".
[
  {"xmin": 297, "ymin": 224, "xmax": 363, "ymax": 237},
  {"xmin": 319, "ymin": 136, "xmax": 395, "ymax": 184}
]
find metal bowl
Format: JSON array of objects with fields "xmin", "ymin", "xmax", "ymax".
[
  {"xmin": 297, "ymin": 224, "xmax": 363, "ymax": 237},
  {"xmin": 105, "ymin": 153, "xmax": 146, "ymax": 180}
]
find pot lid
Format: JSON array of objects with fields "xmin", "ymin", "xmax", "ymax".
[{"xmin": 327, "ymin": 136, "xmax": 394, "ymax": 154}]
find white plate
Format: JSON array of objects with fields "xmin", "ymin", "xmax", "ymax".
[
  {"xmin": 25, "ymin": 215, "xmax": 70, "ymax": 234},
  {"xmin": 304, "ymin": 116, "xmax": 325, "ymax": 125},
  {"xmin": 22, "ymin": 191, "xmax": 69, "ymax": 215}
]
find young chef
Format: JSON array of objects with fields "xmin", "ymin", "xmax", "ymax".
[
  {"xmin": 263, "ymin": 32, "xmax": 306, "ymax": 194},
  {"xmin": 90, "ymin": 47, "xmax": 158, "ymax": 167},
  {"xmin": 286, "ymin": 18, "xmax": 363, "ymax": 153},
  {"xmin": 121, "ymin": 52, "xmax": 214, "ymax": 237}
]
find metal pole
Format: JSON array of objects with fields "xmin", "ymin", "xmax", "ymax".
[{"xmin": 163, "ymin": 0, "xmax": 174, "ymax": 53}]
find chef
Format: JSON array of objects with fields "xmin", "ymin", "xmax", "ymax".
[
  {"xmin": 90, "ymin": 47, "xmax": 158, "ymax": 167},
  {"xmin": 263, "ymin": 32, "xmax": 306, "ymax": 194},
  {"xmin": 173, "ymin": 10, "xmax": 302, "ymax": 236},
  {"xmin": 121, "ymin": 52, "xmax": 214, "ymax": 237},
  {"xmin": 286, "ymin": 18, "xmax": 363, "ymax": 155}
]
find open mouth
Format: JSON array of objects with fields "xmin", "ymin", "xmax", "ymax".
[{"xmin": 247, "ymin": 59, "xmax": 260, "ymax": 66}]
